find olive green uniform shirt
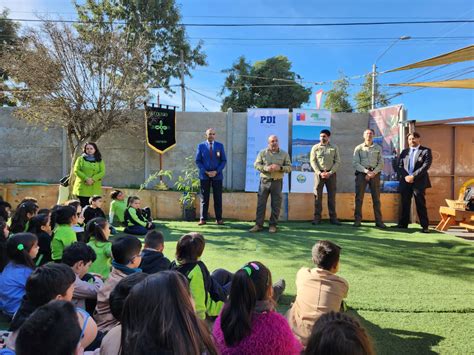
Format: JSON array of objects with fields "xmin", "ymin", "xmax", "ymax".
[
  {"xmin": 310, "ymin": 143, "xmax": 341, "ymax": 174},
  {"xmin": 254, "ymin": 148, "xmax": 292, "ymax": 180},
  {"xmin": 352, "ymin": 142, "xmax": 384, "ymax": 174}
]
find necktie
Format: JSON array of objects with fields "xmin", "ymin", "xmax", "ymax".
[
  {"xmin": 209, "ymin": 142, "xmax": 213, "ymax": 159},
  {"xmin": 408, "ymin": 148, "xmax": 415, "ymax": 174}
]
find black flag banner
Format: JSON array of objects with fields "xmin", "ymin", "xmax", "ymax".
[{"xmin": 145, "ymin": 105, "xmax": 177, "ymax": 154}]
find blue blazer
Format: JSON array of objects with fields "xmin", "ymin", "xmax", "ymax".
[{"xmin": 195, "ymin": 140, "xmax": 227, "ymax": 180}]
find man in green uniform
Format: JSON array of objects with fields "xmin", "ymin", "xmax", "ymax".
[
  {"xmin": 352, "ymin": 129, "xmax": 387, "ymax": 228},
  {"xmin": 249, "ymin": 135, "xmax": 292, "ymax": 233},
  {"xmin": 310, "ymin": 129, "xmax": 341, "ymax": 225}
]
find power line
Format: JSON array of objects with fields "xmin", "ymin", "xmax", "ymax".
[
  {"xmin": 1, "ymin": 17, "xmax": 473, "ymax": 27},
  {"xmin": 189, "ymin": 36, "xmax": 473, "ymax": 41},
  {"xmin": 185, "ymin": 86, "xmax": 222, "ymax": 103}
]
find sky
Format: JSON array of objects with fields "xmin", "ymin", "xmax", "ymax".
[{"xmin": 2, "ymin": 0, "xmax": 473, "ymax": 120}]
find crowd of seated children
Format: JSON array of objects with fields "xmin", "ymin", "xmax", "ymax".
[
  {"xmin": 85, "ymin": 217, "xmax": 112, "ymax": 279},
  {"xmin": 0, "ymin": 233, "xmax": 38, "ymax": 319},
  {"xmin": 94, "ymin": 235, "xmax": 142, "ymax": 332},
  {"xmin": 139, "ymin": 230, "xmax": 171, "ymax": 274},
  {"xmin": 61, "ymin": 242, "xmax": 104, "ymax": 313},
  {"xmin": 287, "ymin": 240, "xmax": 349, "ymax": 346},
  {"xmin": 123, "ymin": 196, "xmax": 154, "ymax": 235}
]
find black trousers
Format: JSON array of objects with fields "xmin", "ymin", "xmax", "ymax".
[
  {"xmin": 77, "ymin": 196, "xmax": 91, "ymax": 208},
  {"xmin": 200, "ymin": 179, "xmax": 223, "ymax": 221},
  {"xmin": 399, "ymin": 184, "xmax": 429, "ymax": 229}
]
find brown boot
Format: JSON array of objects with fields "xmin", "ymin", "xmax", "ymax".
[
  {"xmin": 249, "ymin": 225, "xmax": 263, "ymax": 232},
  {"xmin": 269, "ymin": 225, "xmax": 277, "ymax": 233}
]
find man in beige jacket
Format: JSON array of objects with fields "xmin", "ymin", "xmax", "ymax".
[{"xmin": 287, "ymin": 240, "xmax": 349, "ymax": 346}]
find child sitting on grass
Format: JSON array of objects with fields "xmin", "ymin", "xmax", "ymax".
[
  {"xmin": 85, "ymin": 217, "xmax": 112, "ymax": 279},
  {"xmin": 10, "ymin": 201, "xmax": 38, "ymax": 234},
  {"xmin": 14, "ymin": 300, "xmax": 84, "ymax": 355},
  {"xmin": 82, "ymin": 195, "xmax": 106, "ymax": 225},
  {"xmin": 51, "ymin": 206, "xmax": 78, "ymax": 262},
  {"xmin": 139, "ymin": 230, "xmax": 171, "ymax": 274},
  {"xmin": 0, "ymin": 233, "xmax": 38, "ymax": 319},
  {"xmin": 7, "ymin": 263, "xmax": 97, "ymax": 352},
  {"xmin": 124, "ymin": 196, "xmax": 155, "ymax": 235},
  {"xmin": 61, "ymin": 242, "xmax": 104, "ymax": 312},
  {"xmin": 109, "ymin": 190, "xmax": 127, "ymax": 227},
  {"xmin": 94, "ymin": 235, "xmax": 142, "ymax": 332},
  {"xmin": 171, "ymin": 232, "xmax": 232, "ymax": 320},
  {"xmin": 287, "ymin": 240, "xmax": 349, "ymax": 346},
  {"xmin": 26, "ymin": 214, "xmax": 52, "ymax": 266},
  {"xmin": 305, "ymin": 311, "xmax": 374, "ymax": 355}
]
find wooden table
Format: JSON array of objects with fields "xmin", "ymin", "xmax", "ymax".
[{"xmin": 436, "ymin": 206, "xmax": 474, "ymax": 231}]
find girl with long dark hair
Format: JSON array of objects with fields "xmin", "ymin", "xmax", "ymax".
[
  {"xmin": 72, "ymin": 142, "xmax": 106, "ymax": 208},
  {"xmin": 121, "ymin": 271, "xmax": 218, "ymax": 355},
  {"xmin": 213, "ymin": 261, "xmax": 301, "ymax": 355},
  {"xmin": 27, "ymin": 213, "xmax": 52, "ymax": 266},
  {"xmin": 10, "ymin": 201, "xmax": 38, "ymax": 234},
  {"xmin": 85, "ymin": 217, "xmax": 112, "ymax": 279}
]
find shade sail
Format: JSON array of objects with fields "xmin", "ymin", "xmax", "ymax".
[
  {"xmin": 387, "ymin": 45, "xmax": 474, "ymax": 72},
  {"xmin": 389, "ymin": 78, "xmax": 474, "ymax": 89}
]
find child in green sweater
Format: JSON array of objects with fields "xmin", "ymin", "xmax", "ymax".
[
  {"xmin": 86, "ymin": 217, "xmax": 112, "ymax": 279},
  {"xmin": 109, "ymin": 190, "xmax": 127, "ymax": 227},
  {"xmin": 51, "ymin": 206, "xmax": 78, "ymax": 262},
  {"xmin": 124, "ymin": 196, "xmax": 155, "ymax": 236}
]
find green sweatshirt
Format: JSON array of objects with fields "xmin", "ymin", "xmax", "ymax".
[
  {"xmin": 109, "ymin": 200, "xmax": 126, "ymax": 225},
  {"xmin": 188, "ymin": 264, "xmax": 223, "ymax": 320},
  {"xmin": 87, "ymin": 238, "xmax": 112, "ymax": 279},
  {"xmin": 51, "ymin": 224, "xmax": 77, "ymax": 261},
  {"xmin": 125, "ymin": 207, "xmax": 147, "ymax": 227}
]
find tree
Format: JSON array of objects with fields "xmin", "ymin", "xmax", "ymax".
[
  {"xmin": 354, "ymin": 73, "xmax": 390, "ymax": 112},
  {"xmin": 0, "ymin": 9, "xmax": 19, "ymax": 106},
  {"xmin": 323, "ymin": 74, "xmax": 353, "ymax": 112},
  {"xmin": 2, "ymin": 20, "xmax": 150, "ymax": 177},
  {"xmin": 74, "ymin": 0, "xmax": 206, "ymax": 90},
  {"xmin": 221, "ymin": 55, "xmax": 311, "ymax": 111}
]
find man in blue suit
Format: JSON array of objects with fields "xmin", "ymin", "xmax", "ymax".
[{"xmin": 195, "ymin": 128, "xmax": 227, "ymax": 225}]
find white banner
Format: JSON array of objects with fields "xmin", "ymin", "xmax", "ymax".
[
  {"xmin": 291, "ymin": 109, "xmax": 331, "ymax": 193},
  {"xmin": 245, "ymin": 108, "xmax": 290, "ymax": 192}
]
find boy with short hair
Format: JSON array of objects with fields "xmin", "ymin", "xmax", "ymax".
[
  {"xmin": 82, "ymin": 195, "xmax": 106, "ymax": 225},
  {"xmin": 6, "ymin": 263, "xmax": 97, "ymax": 352},
  {"xmin": 61, "ymin": 242, "xmax": 104, "ymax": 310},
  {"xmin": 139, "ymin": 230, "xmax": 171, "ymax": 274},
  {"xmin": 287, "ymin": 240, "xmax": 349, "ymax": 346},
  {"xmin": 94, "ymin": 235, "xmax": 142, "ymax": 332}
]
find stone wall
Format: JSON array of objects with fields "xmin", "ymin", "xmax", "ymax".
[{"xmin": 0, "ymin": 108, "xmax": 370, "ymax": 192}]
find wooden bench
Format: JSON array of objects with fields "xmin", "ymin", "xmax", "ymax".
[{"xmin": 436, "ymin": 206, "xmax": 474, "ymax": 232}]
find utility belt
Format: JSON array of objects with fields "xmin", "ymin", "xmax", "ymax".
[{"xmin": 261, "ymin": 177, "xmax": 282, "ymax": 183}]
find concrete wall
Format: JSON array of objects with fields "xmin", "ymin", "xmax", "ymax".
[{"xmin": 0, "ymin": 108, "xmax": 370, "ymax": 192}]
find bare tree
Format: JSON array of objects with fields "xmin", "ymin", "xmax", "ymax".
[{"xmin": 2, "ymin": 21, "xmax": 151, "ymax": 182}]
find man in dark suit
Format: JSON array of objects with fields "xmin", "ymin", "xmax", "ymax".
[
  {"xmin": 394, "ymin": 132, "xmax": 432, "ymax": 233},
  {"xmin": 195, "ymin": 128, "xmax": 227, "ymax": 225}
]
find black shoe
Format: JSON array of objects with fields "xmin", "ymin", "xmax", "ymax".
[
  {"xmin": 272, "ymin": 279, "xmax": 286, "ymax": 303},
  {"xmin": 391, "ymin": 224, "xmax": 408, "ymax": 229},
  {"xmin": 330, "ymin": 219, "xmax": 342, "ymax": 225},
  {"xmin": 421, "ymin": 228, "xmax": 430, "ymax": 233},
  {"xmin": 353, "ymin": 221, "xmax": 362, "ymax": 227},
  {"xmin": 311, "ymin": 220, "xmax": 321, "ymax": 225},
  {"xmin": 375, "ymin": 222, "xmax": 387, "ymax": 229}
]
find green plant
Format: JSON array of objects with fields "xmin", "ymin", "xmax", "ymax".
[
  {"xmin": 140, "ymin": 169, "xmax": 173, "ymax": 191},
  {"xmin": 174, "ymin": 156, "xmax": 200, "ymax": 210}
]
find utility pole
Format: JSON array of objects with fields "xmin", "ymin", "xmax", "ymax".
[{"xmin": 180, "ymin": 49, "xmax": 186, "ymax": 112}]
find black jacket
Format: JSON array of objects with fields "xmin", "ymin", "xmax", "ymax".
[
  {"xmin": 398, "ymin": 145, "xmax": 432, "ymax": 189},
  {"xmin": 82, "ymin": 206, "xmax": 106, "ymax": 225},
  {"xmin": 139, "ymin": 249, "xmax": 171, "ymax": 274}
]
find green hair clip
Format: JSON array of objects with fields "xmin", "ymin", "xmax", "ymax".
[
  {"xmin": 242, "ymin": 266, "xmax": 252, "ymax": 276},
  {"xmin": 17, "ymin": 243, "xmax": 25, "ymax": 251}
]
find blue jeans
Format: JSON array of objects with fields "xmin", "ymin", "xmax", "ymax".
[{"xmin": 124, "ymin": 225, "xmax": 149, "ymax": 235}]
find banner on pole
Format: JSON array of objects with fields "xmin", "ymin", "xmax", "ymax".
[
  {"xmin": 369, "ymin": 105, "xmax": 403, "ymax": 193},
  {"xmin": 145, "ymin": 105, "xmax": 176, "ymax": 154},
  {"xmin": 245, "ymin": 108, "xmax": 290, "ymax": 192},
  {"xmin": 291, "ymin": 109, "xmax": 331, "ymax": 193},
  {"xmin": 315, "ymin": 89, "xmax": 324, "ymax": 109}
]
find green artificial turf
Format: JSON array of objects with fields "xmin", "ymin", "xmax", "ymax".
[{"xmin": 145, "ymin": 220, "xmax": 474, "ymax": 355}]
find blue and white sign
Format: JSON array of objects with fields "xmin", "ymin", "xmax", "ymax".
[
  {"xmin": 291, "ymin": 109, "xmax": 331, "ymax": 193},
  {"xmin": 245, "ymin": 108, "xmax": 290, "ymax": 192}
]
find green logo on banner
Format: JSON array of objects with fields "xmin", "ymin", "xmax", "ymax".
[{"xmin": 153, "ymin": 120, "xmax": 168, "ymax": 135}]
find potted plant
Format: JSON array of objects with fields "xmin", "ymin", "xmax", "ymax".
[
  {"xmin": 174, "ymin": 156, "xmax": 200, "ymax": 221},
  {"xmin": 141, "ymin": 169, "xmax": 173, "ymax": 191}
]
